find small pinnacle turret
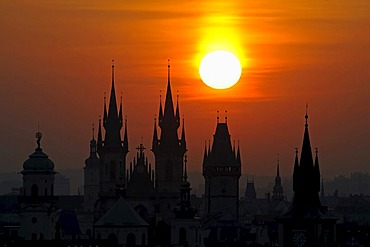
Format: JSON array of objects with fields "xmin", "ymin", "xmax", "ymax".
[{"xmin": 272, "ymin": 154, "xmax": 284, "ymax": 201}]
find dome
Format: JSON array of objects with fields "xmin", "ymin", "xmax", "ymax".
[
  {"xmin": 180, "ymin": 179, "xmax": 191, "ymax": 188},
  {"xmin": 23, "ymin": 147, "xmax": 55, "ymax": 171},
  {"xmin": 22, "ymin": 132, "xmax": 55, "ymax": 172}
]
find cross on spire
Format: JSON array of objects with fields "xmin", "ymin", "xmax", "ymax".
[{"xmin": 136, "ymin": 143, "xmax": 146, "ymax": 154}]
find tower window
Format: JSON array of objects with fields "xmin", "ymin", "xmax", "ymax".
[
  {"xmin": 32, "ymin": 217, "xmax": 37, "ymax": 223},
  {"xmin": 31, "ymin": 184, "xmax": 38, "ymax": 197}
]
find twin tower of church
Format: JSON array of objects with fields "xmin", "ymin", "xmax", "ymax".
[{"xmin": 83, "ymin": 62, "xmax": 242, "ymax": 219}]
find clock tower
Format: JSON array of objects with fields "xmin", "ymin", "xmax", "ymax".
[{"xmin": 202, "ymin": 114, "xmax": 241, "ymax": 220}]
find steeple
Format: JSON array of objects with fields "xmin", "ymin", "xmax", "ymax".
[
  {"xmin": 174, "ymin": 155, "xmax": 197, "ymax": 219},
  {"xmin": 88, "ymin": 124, "xmax": 98, "ymax": 159},
  {"xmin": 103, "ymin": 93, "xmax": 107, "ymax": 126},
  {"xmin": 152, "ymin": 118, "xmax": 158, "ymax": 150},
  {"xmin": 292, "ymin": 110, "xmax": 321, "ymax": 208},
  {"xmin": 236, "ymin": 141, "xmax": 241, "ymax": 165},
  {"xmin": 151, "ymin": 62, "xmax": 187, "ymax": 194},
  {"xmin": 97, "ymin": 61, "xmax": 129, "ymax": 198},
  {"xmin": 163, "ymin": 61, "xmax": 176, "ymax": 123},
  {"xmin": 158, "ymin": 93, "xmax": 163, "ymax": 126},
  {"xmin": 119, "ymin": 93, "xmax": 123, "ymax": 127},
  {"xmin": 272, "ymin": 154, "xmax": 284, "ymax": 201},
  {"xmin": 300, "ymin": 109, "xmax": 314, "ymax": 169},
  {"xmin": 152, "ymin": 62, "xmax": 184, "ymax": 149},
  {"xmin": 102, "ymin": 60, "xmax": 124, "ymax": 150}
]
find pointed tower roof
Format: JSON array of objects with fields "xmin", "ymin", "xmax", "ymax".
[
  {"xmin": 102, "ymin": 61, "xmax": 124, "ymax": 150},
  {"xmin": 208, "ymin": 122, "xmax": 234, "ymax": 165},
  {"xmin": 152, "ymin": 118, "xmax": 158, "ymax": 150},
  {"xmin": 94, "ymin": 197, "xmax": 149, "ymax": 226},
  {"xmin": 85, "ymin": 124, "xmax": 99, "ymax": 167},
  {"xmin": 123, "ymin": 116, "xmax": 129, "ymax": 148},
  {"xmin": 300, "ymin": 110, "xmax": 314, "ymax": 169},
  {"xmin": 158, "ymin": 94, "xmax": 163, "ymax": 125},
  {"xmin": 107, "ymin": 61, "xmax": 119, "ymax": 121},
  {"xmin": 236, "ymin": 141, "xmax": 241, "ymax": 165},
  {"xmin": 153, "ymin": 61, "xmax": 184, "ymax": 152},
  {"xmin": 119, "ymin": 93, "xmax": 123, "ymax": 126},
  {"xmin": 163, "ymin": 61, "xmax": 176, "ymax": 120}
]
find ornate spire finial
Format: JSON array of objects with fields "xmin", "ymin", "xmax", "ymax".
[
  {"xmin": 225, "ymin": 110, "xmax": 228, "ymax": 123},
  {"xmin": 305, "ymin": 103, "xmax": 309, "ymax": 127},
  {"xmin": 35, "ymin": 131, "xmax": 42, "ymax": 149},
  {"xmin": 217, "ymin": 111, "xmax": 219, "ymax": 123},
  {"xmin": 295, "ymin": 147, "xmax": 298, "ymax": 155},
  {"xmin": 167, "ymin": 59, "xmax": 170, "ymax": 83}
]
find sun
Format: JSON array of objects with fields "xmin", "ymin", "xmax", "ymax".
[{"xmin": 199, "ymin": 50, "xmax": 242, "ymax": 89}]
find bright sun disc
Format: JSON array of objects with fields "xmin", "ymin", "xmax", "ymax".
[{"xmin": 199, "ymin": 50, "xmax": 242, "ymax": 89}]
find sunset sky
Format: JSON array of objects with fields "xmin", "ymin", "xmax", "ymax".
[{"xmin": 1, "ymin": 0, "xmax": 370, "ymax": 182}]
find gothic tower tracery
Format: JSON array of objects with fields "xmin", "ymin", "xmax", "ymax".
[
  {"xmin": 97, "ymin": 61, "xmax": 129, "ymax": 197},
  {"xmin": 152, "ymin": 63, "xmax": 187, "ymax": 194}
]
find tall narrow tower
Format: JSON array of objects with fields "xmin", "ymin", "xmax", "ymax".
[
  {"xmin": 97, "ymin": 61, "xmax": 129, "ymax": 197},
  {"xmin": 202, "ymin": 115, "xmax": 242, "ymax": 220},
  {"xmin": 19, "ymin": 132, "xmax": 58, "ymax": 240},
  {"xmin": 83, "ymin": 124, "xmax": 100, "ymax": 212},
  {"xmin": 152, "ymin": 63, "xmax": 187, "ymax": 194},
  {"xmin": 277, "ymin": 111, "xmax": 337, "ymax": 247},
  {"xmin": 272, "ymin": 156, "xmax": 284, "ymax": 201}
]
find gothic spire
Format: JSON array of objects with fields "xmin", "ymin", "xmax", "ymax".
[
  {"xmin": 90, "ymin": 124, "xmax": 97, "ymax": 155},
  {"xmin": 103, "ymin": 92, "xmax": 107, "ymax": 126},
  {"xmin": 107, "ymin": 60, "xmax": 119, "ymax": 122},
  {"xmin": 152, "ymin": 117, "xmax": 158, "ymax": 150},
  {"xmin": 123, "ymin": 116, "xmax": 129, "ymax": 151},
  {"xmin": 158, "ymin": 93, "xmax": 163, "ymax": 126},
  {"xmin": 163, "ymin": 61, "xmax": 176, "ymax": 122},
  {"xmin": 300, "ymin": 105, "xmax": 313, "ymax": 169},
  {"xmin": 103, "ymin": 60, "xmax": 123, "ymax": 149},
  {"xmin": 119, "ymin": 93, "xmax": 123, "ymax": 127}
]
